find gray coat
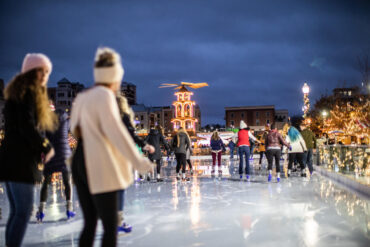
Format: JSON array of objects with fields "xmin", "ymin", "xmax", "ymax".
[{"xmin": 171, "ymin": 132, "xmax": 190, "ymax": 155}]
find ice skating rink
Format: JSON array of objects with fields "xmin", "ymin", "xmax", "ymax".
[{"xmin": 0, "ymin": 157, "xmax": 369, "ymax": 247}]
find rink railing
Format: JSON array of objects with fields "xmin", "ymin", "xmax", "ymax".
[{"xmin": 316, "ymin": 144, "xmax": 370, "ymax": 179}]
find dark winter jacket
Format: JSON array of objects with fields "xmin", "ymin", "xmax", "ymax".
[
  {"xmin": 0, "ymin": 90, "xmax": 53, "ymax": 183},
  {"xmin": 145, "ymin": 129, "xmax": 170, "ymax": 160},
  {"xmin": 300, "ymin": 129, "xmax": 317, "ymax": 149},
  {"xmin": 265, "ymin": 130, "xmax": 290, "ymax": 149},
  {"xmin": 171, "ymin": 131, "xmax": 190, "ymax": 155},
  {"xmin": 210, "ymin": 138, "xmax": 226, "ymax": 152},
  {"xmin": 122, "ymin": 113, "xmax": 147, "ymax": 148},
  {"xmin": 44, "ymin": 110, "xmax": 71, "ymax": 175}
]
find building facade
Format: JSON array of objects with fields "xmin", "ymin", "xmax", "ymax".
[
  {"xmin": 47, "ymin": 78, "xmax": 85, "ymax": 112},
  {"xmin": 132, "ymin": 104, "xmax": 174, "ymax": 134},
  {"xmin": 225, "ymin": 105, "xmax": 275, "ymax": 130},
  {"xmin": 275, "ymin": 109, "xmax": 289, "ymax": 130},
  {"xmin": 120, "ymin": 82, "xmax": 136, "ymax": 105},
  {"xmin": 0, "ymin": 79, "xmax": 4, "ymax": 129}
]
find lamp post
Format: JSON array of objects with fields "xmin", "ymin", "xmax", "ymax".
[
  {"xmin": 302, "ymin": 82, "xmax": 310, "ymax": 119},
  {"xmin": 322, "ymin": 110, "xmax": 328, "ymax": 132}
]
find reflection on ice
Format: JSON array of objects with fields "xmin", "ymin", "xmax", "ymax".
[{"xmin": 0, "ymin": 158, "xmax": 369, "ymax": 246}]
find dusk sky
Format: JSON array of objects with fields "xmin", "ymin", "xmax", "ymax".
[{"xmin": 1, "ymin": 0, "xmax": 369, "ymax": 125}]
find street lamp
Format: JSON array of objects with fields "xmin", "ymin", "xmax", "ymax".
[{"xmin": 302, "ymin": 82, "xmax": 310, "ymax": 118}]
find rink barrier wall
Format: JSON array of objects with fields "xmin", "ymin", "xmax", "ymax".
[{"xmin": 314, "ymin": 165, "xmax": 370, "ymax": 199}]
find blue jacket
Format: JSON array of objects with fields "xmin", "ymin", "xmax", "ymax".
[
  {"xmin": 44, "ymin": 110, "xmax": 72, "ymax": 175},
  {"xmin": 210, "ymin": 139, "xmax": 225, "ymax": 152}
]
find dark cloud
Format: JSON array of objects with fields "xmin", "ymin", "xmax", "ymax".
[{"xmin": 1, "ymin": 0, "xmax": 369, "ymax": 124}]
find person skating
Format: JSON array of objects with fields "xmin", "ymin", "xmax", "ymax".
[
  {"xmin": 186, "ymin": 144, "xmax": 194, "ymax": 175},
  {"xmin": 70, "ymin": 47, "xmax": 153, "ymax": 247},
  {"xmin": 36, "ymin": 109, "xmax": 75, "ymax": 222},
  {"xmin": 227, "ymin": 132, "xmax": 237, "ymax": 160},
  {"xmin": 116, "ymin": 95, "xmax": 155, "ymax": 234},
  {"xmin": 0, "ymin": 53, "xmax": 57, "ymax": 247},
  {"xmin": 265, "ymin": 124, "xmax": 291, "ymax": 182},
  {"xmin": 210, "ymin": 131, "xmax": 226, "ymax": 177},
  {"xmin": 300, "ymin": 124, "xmax": 317, "ymax": 175},
  {"xmin": 171, "ymin": 127, "xmax": 191, "ymax": 181},
  {"xmin": 237, "ymin": 121, "xmax": 259, "ymax": 181},
  {"xmin": 285, "ymin": 125, "xmax": 307, "ymax": 177},
  {"xmin": 248, "ymin": 128, "xmax": 256, "ymax": 160},
  {"xmin": 145, "ymin": 125, "xmax": 170, "ymax": 182},
  {"xmin": 257, "ymin": 131, "xmax": 267, "ymax": 170}
]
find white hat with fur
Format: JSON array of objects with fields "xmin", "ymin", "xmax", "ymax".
[{"xmin": 93, "ymin": 47, "xmax": 124, "ymax": 84}]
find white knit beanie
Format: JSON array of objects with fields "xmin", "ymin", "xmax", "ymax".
[
  {"xmin": 93, "ymin": 47, "xmax": 124, "ymax": 84},
  {"xmin": 240, "ymin": 120, "xmax": 247, "ymax": 129}
]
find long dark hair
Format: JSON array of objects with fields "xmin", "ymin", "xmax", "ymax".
[{"xmin": 4, "ymin": 69, "xmax": 58, "ymax": 131}]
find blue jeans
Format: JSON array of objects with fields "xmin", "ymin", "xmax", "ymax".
[
  {"xmin": 118, "ymin": 190, "xmax": 125, "ymax": 211},
  {"xmin": 238, "ymin": 146, "xmax": 251, "ymax": 175},
  {"xmin": 5, "ymin": 182, "xmax": 34, "ymax": 247},
  {"xmin": 303, "ymin": 149, "xmax": 313, "ymax": 174},
  {"xmin": 228, "ymin": 142, "xmax": 235, "ymax": 159}
]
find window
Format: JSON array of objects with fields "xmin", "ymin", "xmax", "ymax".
[
  {"xmin": 241, "ymin": 113, "xmax": 244, "ymax": 118},
  {"xmin": 256, "ymin": 119, "xmax": 260, "ymax": 125},
  {"xmin": 140, "ymin": 115, "xmax": 144, "ymax": 121},
  {"xmin": 165, "ymin": 113, "xmax": 168, "ymax": 117},
  {"xmin": 157, "ymin": 114, "xmax": 160, "ymax": 118},
  {"xmin": 348, "ymin": 91, "xmax": 352, "ymax": 96},
  {"xmin": 140, "ymin": 124, "xmax": 144, "ymax": 129},
  {"xmin": 230, "ymin": 113, "xmax": 234, "ymax": 118},
  {"xmin": 266, "ymin": 119, "xmax": 270, "ymax": 124},
  {"xmin": 58, "ymin": 93, "xmax": 64, "ymax": 97},
  {"xmin": 266, "ymin": 112, "xmax": 270, "ymax": 117},
  {"xmin": 256, "ymin": 112, "xmax": 259, "ymax": 117},
  {"xmin": 230, "ymin": 120, "xmax": 234, "ymax": 126}
]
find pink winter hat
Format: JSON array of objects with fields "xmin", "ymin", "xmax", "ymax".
[{"xmin": 21, "ymin": 53, "xmax": 52, "ymax": 74}]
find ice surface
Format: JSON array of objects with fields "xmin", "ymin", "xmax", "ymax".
[{"xmin": 0, "ymin": 157, "xmax": 369, "ymax": 247}]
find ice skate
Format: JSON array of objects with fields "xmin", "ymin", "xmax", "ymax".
[
  {"xmin": 267, "ymin": 174, "xmax": 272, "ymax": 182},
  {"xmin": 190, "ymin": 169, "xmax": 194, "ymax": 176},
  {"xmin": 287, "ymin": 169, "xmax": 291, "ymax": 177},
  {"xmin": 246, "ymin": 175, "xmax": 250, "ymax": 182},
  {"xmin": 277, "ymin": 173, "xmax": 280, "ymax": 182},
  {"xmin": 36, "ymin": 211, "xmax": 45, "ymax": 223},
  {"xmin": 118, "ymin": 222, "xmax": 132, "ymax": 235},
  {"xmin": 156, "ymin": 174, "xmax": 163, "ymax": 182},
  {"xmin": 66, "ymin": 210, "xmax": 76, "ymax": 220}
]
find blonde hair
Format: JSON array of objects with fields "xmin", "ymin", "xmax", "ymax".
[
  {"xmin": 116, "ymin": 94, "xmax": 135, "ymax": 126},
  {"xmin": 4, "ymin": 70, "xmax": 58, "ymax": 131},
  {"xmin": 211, "ymin": 131, "xmax": 220, "ymax": 141},
  {"xmin": 176, "ymin": 127, "xmax": 190, "ymax": 148}
]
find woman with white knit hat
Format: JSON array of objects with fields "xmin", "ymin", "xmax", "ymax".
[
  {"xmin": 70, "ymin": 47, "xmax": 154, "ymax": 246},
  {"xmin": 0, "ymin": 53, "xmax": 57, "ymax": 246},
  {"xmin": 237, "ymin": 120, "xmax": 259, "ymax": 181}
]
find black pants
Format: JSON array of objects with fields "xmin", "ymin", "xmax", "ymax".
[
  {"xmin": 187, "ymin": 159, "xmax": 192, "ymax": 170},
  {"xmin": 40, "ymin": 169, "xmax": 71, "ymax": 203},
  {"xmin": 266, "ymin": 149, "xmax": 281, "ymax": 173},
  {"xmin": 288, "ymin": 153, "xmax": 305, "ymax": 171},
  {"xmin": 175, "ymin": 153, "xmax": 186, "ymax": 173},
  {"xmin": 259, "ymin": 151, "xmax": 265, "ymax": 164},
  {"xmin": 149, "ymin": 158, "xmax": 161, "ymax": 174},
  {"xmin": 72, "ymin": 141, "xmax": 118, "ymax": 247}
]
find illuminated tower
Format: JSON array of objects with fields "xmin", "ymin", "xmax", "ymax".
[{"xmin": 171, "ymin": 86, "xmax": 198, "ymax": 131}]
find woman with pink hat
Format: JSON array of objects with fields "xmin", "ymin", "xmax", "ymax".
[{"xmin": 0, "ymin": 53, "xmax": 57, "ymax": 246}]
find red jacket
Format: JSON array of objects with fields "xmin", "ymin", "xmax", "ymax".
[{"xmin": 237, "ymin": 129, "xmax": 250, "ymax": 147}]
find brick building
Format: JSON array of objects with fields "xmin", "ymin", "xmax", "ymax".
[{"xmin": 225, "ymin": 105, "xmax": 275, "ymax": 130}]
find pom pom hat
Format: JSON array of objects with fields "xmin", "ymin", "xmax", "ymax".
[
  {"xmin": 21, "ymin": 53, "xmax": 52, "ymax": 74},
  {"xmin": 240, "ymin": 120, "xmax": 247, "ymax": 129},
  {"xmin": 93, "ymin": 47, "xmax": 124, "ymax": 84}
]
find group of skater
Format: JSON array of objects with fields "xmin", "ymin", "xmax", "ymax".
[
  {"xmin": 223, "ymin": 120, "xmax": 317, "ymax": 182},
  {"xmin": 0, "ymin": 47, "xmax": 317, "ymax": 247}
]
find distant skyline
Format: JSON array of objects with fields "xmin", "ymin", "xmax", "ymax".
[{"xmin": 1, "ymin": 0, "xmax": 369, "ymax": 124}]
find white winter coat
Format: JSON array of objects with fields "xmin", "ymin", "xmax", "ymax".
[
  {"xmin": 285, "ymin": 134, "xmax": 307, "ymax": 153},
  {"xmin": 70, "ymin": 86, "xmax": 153, "ymax": 194}
]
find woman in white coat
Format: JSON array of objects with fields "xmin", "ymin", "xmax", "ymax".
[
  {"xmin": 285, "ymin": 126, "xmax": 307, "ymax": 177},
  {"xmin": 70, "ymin": 47, "xmax": 153, "ymax": 247}
]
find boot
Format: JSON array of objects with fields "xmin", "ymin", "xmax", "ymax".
[
  {"xmin": 157, "ymin": 174, "xmax": 163, "ymax": 182},
  {"xmin": 117, "ymin": 211, "xmax": 132, "ymax": 234},
  {"xmin": 66, "ymin": 200, "xmax": 75, "ymax": 220},
  {"xmin": 36, "ymin": 202, "xmax": 46, "ymax": 222},
  {"xmin": 267, "ymin": 170, "xmax": 272, "ymax": 182}
]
